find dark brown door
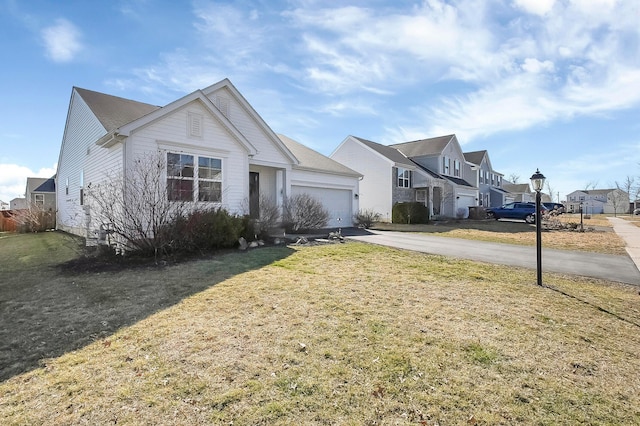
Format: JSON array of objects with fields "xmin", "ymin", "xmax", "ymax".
[{"xmin": 249, "ymin": 172, "xmax": 259, "ymax": 219}]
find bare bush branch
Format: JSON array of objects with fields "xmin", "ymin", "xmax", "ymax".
[{"xmin": 282, "ymin": 193, "xmax": 328, "ymax": 232}]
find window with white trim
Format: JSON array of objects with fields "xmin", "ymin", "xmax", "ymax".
[
  {"xmin": 167, "ymin": 152, "xmax": 222, "ymax": 202},
  {"xmin": 397, "ymin": 168, "xmax": 412, "ymax": 188},
  {"xmin": 34, "ymin": 193, "xmax": 44, "ymax": 207},
  {"xmin": 167, "ymin": 153, "xmax": 195, "ymax": 201},
  {"xmin": 198, "ymin": 157, "xmax": 222, "ymax": 201},
  {"xmin": 443, "ymin": 157, "xmax": 450, "ymax": 175},
  {"xmin": 454, "ymin": 160, "xmax": 461, "ymax": 177}
]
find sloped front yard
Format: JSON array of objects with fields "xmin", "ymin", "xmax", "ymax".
[{"xmin": 1, "ymin": 232, "xmax": 639, "ymax": 424}]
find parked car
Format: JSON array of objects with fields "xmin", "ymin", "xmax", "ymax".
[
  {"xmin": 486, "ymin": 202, "xmax": 548, "ymax": 224},
  {"xmin": 634, "ymin": 208, "xmax": 640, "ymax": 215},
  {"xmin": 543, "ymin": 202, "xmax": 565, "ymax": 214}
]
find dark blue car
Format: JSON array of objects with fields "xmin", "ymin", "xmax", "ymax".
[{"xmin": 486, "ymin": 202, "xmax": 547, "ymax": 224}]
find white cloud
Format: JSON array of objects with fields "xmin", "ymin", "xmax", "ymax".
[
  {"xmin": 41, "ymin": 18, "xmax": 83, "ymax": 62},
  {"xmin": 111, "ymin": 0, "xmax": 640, "ymax": 148},
  {"xmin": 521, "ymin": 58, "xmax": 555, "ymax": 74},
  {"xmin": 0, "ymin": 164, "xmax": 57, "ymax": 204},
  {"xmin": 513, "ymin": 0, "xmax": 556, "ymax": 16}
]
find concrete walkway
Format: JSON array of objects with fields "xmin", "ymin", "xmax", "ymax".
[
  {"xmin": 608, "ymin": 217, "xmax": 640, "ymax": 273},
  {"xmin": 346, "ymin": 227, "xmax": 640, "ymax": 286}
]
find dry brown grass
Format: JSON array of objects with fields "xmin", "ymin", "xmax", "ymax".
[
  {"xmin": 373, "ymin": 216, "xmax": 627, "ymax": 255},
  {"xmin": 1, "ymin": 234, "xmax": 639, "ymax": 425}
]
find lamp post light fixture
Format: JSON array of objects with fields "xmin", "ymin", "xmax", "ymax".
[{"xmin": 530, "ymin": 169, "xmax": 546, "ymax": 286}]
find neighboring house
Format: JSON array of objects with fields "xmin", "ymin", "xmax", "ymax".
[
  {"xmin": 502, "ymin": 182, "xmax": 534, "ymax": 202},
  {"xmin": 330, "ymin": 134, "xmax": 478, "ymax": 219},
  {"xmin": 0, "ymin": 200, "xmax": 8, "ymax": 210},
  {"xmin": 10, "ymin": 198, "xmax": 27, "ymax": 210},
  {"xmin": 463, "ymin": 150, "xmax": 510, "ymax": 208},
  {"xmin": 566, "ymin": 189, "xmax": 629, "ymax": 214},
  {"xmin": 56, "ymin": 79, "xmax": 360, "ymax": 239},
  {"xmin": 25, "ymin": 176, "xmax": 56, "ymax": 211}
]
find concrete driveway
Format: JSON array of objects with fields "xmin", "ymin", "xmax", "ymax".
[{"xmin": 346, "ymin": 229, "xmax": 640, "ymax": 286}]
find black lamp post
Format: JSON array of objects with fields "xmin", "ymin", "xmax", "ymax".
[{"xmin": 530, "ymin": 169, "xmax": 546, "ymax": 286}]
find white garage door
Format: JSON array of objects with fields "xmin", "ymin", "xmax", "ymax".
[
  {"xmin": 456, "ymin": 195, "xmax": 475, "ymax": 218},
  {"xmin": 291, "ymin": 186, "xmax": 353, "ymax": 228}
]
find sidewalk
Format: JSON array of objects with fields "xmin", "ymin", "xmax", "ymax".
[{"xmin": 608, "ymin": 217, "xmax": 640, "ymax": 274}]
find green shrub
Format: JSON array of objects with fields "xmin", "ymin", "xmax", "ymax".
[
  {"xmin": 392, "ymin": 202, "xmax": 429, "ymax": 224},
  {"xmin": 158, "ymin": 208, "xmax": 246, "ymax": 254}
]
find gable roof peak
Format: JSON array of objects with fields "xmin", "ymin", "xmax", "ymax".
[
  {"xmin": 350, "ymin": 136, "xmax": 414, "ymax": 167},
  {"xmin": 390, "ymin": 134, "xmax": 458, "ymax": 158},
  {"xmin": 74, "ymin": 87, "xmax": 161, "ymax": 132}
]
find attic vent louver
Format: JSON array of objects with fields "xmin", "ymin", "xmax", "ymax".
[
  {"xmin": 188, "ymin": 112, "xmax": 203, "ymax": 138},
  {"xmin": 215, "ymin": 96, "xmax": 230, "ymax": 118}
]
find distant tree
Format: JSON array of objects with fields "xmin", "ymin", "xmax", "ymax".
[
  {"xmin": 508, "ymin": 173, "xmax": 520, "ymax": 184},
  {"xmin": 610, "ymin": 186, "xmax": 629, "ymax": 217},
  {"xmin": 545, "ymin": 181, "xmax": 556, "ymax": 202},
  {"xmin": 584, "ymin": 180, "xmax": 599, "ymax": 191},
  {"xmin": 616, "ymin": 177, "xmax": 635, "ymax": 214}
]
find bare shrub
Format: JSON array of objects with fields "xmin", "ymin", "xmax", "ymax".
[
  {"xmin": 354, "ymin": 209, "xmax": 381, "ymax": 229},
  {"xmin": 282, "ymin": 193, "xmax": 328, "ymax": 232},
  {"xmin": 254, "ymin": 195, "xmax": 281, "ymax": 237},
  {"xmin": 87, "ymin": 153, "xmax": 189, "ymax": 255},
  {"xmin": 14, "ymin": 205, "xmax": 55, "ymax": 232}
]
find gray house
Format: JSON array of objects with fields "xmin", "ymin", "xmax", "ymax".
[
  {"xmin": 463, "ymin": 150, "xmax": 510, "ymax": 208},
  {"xmin": 26, "ymin": 176, "xmax": 56, "ymax": 211},
  {"xmin": 331, "ymin": 134, "xmax": 479, "ymax": 219}
]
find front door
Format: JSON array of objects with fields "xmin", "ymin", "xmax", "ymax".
[
  {"xmin": 249, "ymin": 172, "xmax": 259, "ymax": 219},
  {"xmin": 433, "ymin": 187, "xmax": 442, "ymax": 216}
]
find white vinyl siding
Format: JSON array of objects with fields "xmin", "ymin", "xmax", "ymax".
[
  {"xmin": 57, "ymin": 90, "xmax": 117, "ymax": 236},
  {"xmin": 205, "ymin": 87, "xmax": 291, "ymax": 166},
  {"xmin": 330, "ymin": 137, "xmax": 391, "ymax": 219},
  {"xmin": 127, "ymin": 101, "xmax": 249, "ymax": 214}
]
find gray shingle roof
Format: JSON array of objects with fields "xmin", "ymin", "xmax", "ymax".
[
  {"xmin": 352, "ymin": 136, "xmax": 414, "ymax": 167},
  {"xmin": 503, "ymin": 183, "xmax": 531, "ymax": 194},
  {"xmin": 74, "ymin": 87, "xmax": 161, "ymax": 132},
  {"xmin": 34, "ymin": 178, "xmax": 56, "ymax": 193},
  {"xmin": 444, "ymin": 176, "xmax": 474, "ymax": 187},
  {"xmin": 391, "ymin": 134, "xmax": 455, "ymax": 157},
  {"xmin": 463, "ymin": 150, "xmax": 486, "ymax": 165},
  {"xmin": 278, "ymin": 134, "xmax": 362, "ymax": 177}
]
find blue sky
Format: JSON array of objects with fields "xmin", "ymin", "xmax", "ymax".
[{"xmin": 1, "ymin": 0, "xmax": 639, "ymax": 204}]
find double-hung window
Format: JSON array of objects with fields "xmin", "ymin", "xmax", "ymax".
[
  {"xmin": 167, "ymin": 153, "xmax": 195, "ymax": 201},
  {"xmin": 167, "ymin": 152, "xmax": 222, "ymax": 202},
  {"xmin": 198, "ymin": 157, "xmax": 222, "ymax": 202},
  {"xmin": 397, "ymin": 168, "xmax": 411, "ymax": 188},
  {"xmin": 454, "ymin": 160, "xmax": 461, "ymax": 177}
]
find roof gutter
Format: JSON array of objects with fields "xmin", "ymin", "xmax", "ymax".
[{"xmin": 95, "ymin": 131, "xmax": 126, "ymax": 148}]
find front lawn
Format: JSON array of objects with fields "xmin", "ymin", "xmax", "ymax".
[
  {"xmin": 1, "ymin": 232, "xmax": 639, "ymax": 424},
  {"xmin": 373, "ymin": 217, "xmax": 627, "ymax": 255}
]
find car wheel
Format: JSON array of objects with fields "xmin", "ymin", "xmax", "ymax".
[
  {"xmin": 486, "ymin": 211, "xmax": 496, "ymax": 220},
  {"xmin": 525, "ymin": 214, "xmax": 535, "ymax": 224}
]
